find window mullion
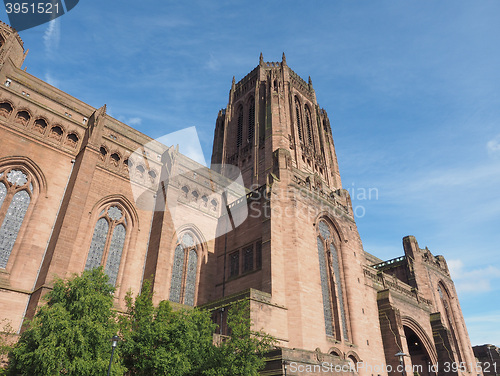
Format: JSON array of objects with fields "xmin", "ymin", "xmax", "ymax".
[
  {"xmin": 180, "ymin": 248, "xmax": 189, "ymax": 303},
  {"xmin": 101, "ymin": 219, "xmax": 115, "ymax": 267},
  {"xmin": 0, "ymin": 189, "xmax": 15, "ymax": 224}
]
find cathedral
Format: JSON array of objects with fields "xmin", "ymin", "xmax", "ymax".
[{"xmin": 0, "ymin": 21, "xmax": 481, "ymax": 375}]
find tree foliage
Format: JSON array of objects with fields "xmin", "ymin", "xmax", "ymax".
[
  {"xmin": 7, "ymin": 267, "xmax": 126, "ymax": 376},
  {"xmin": 119, "ymin": 280, "xmax": 217, "ymax": 376},
  {"xmin": 203, "ymin": 300, "xmax": 276, "ymax": 376},
  {"xmin": 120, "ymin": 282, "xmax": 275, "ymax": 376},
  {"xmin": 5, "ymin": 270, "xmax": 275, "ymax": 376}
]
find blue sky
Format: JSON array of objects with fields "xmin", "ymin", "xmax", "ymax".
[{"xmin": 2, "ymin": 0, "xmax": 499, "ymax": 345}]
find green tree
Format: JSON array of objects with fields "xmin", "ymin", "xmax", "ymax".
[
  {"xmin": 120, "ymin": 282, "xmax": 275, "ymax": 376},
  {"xmin": 120, "ymin": 280, "xmax": 217, "ymax": 376},
  {"xmin": 204, "ymin": 300, "xmax": 275, "ymax": 376},
  {"xmin": 7, "ymin": 267, "xmax": 126, "ymax": 376}
]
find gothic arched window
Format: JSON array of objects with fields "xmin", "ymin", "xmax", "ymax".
[
  {"xmin": 236, "ymin": 105, "xmax": 243, "ymax": 148},
  {"xmin": 85, "ymin": 204, "xmax": 128, "ymax": 286},
  {"xmin": 0, "ymin": 168, "xmax": 33, "ymax": 268},
  {"xmin": 294, "ymin": 97, "xmax": 303, "ymax": 142},
  {"xmin": 305, "ymin": 106, "xmax": 313, "ymax": 146},
  {"xmin": 437, "ymin": 282, "xmax": 463, "ymax": 363},
  {"xmin": 169, "ymin": 232, "xmax": 200, "ymax": 306},
  {"xmin": 317, "ymin": 219, "xmax": 348, "ymax": 341},
  {"xmin": 248, "ymin": 97, "xmax": 255, "ymax": 143}
]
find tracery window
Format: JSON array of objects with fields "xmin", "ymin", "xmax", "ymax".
[
  {"xmin": 84, "ymin": 204, "xmax": 128, "ymax": 286},
  {"xmin": 317, "ymin": 219, "xmax": 348, "ymax": 340},
  {"xmin": 0, "ymin": 168, "xmax": 33, "ymax": 268},
  {"xmin": 169, "ymin": 232, "xmax": 200, "ymax": 306}
]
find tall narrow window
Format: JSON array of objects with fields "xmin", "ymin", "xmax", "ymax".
[
  {"xmin": 248, "ymin": 97, "xmax": 255, "ymax": 143},
  {"xmin": 169, "ymin": 232, "xmax": 200, "ymax": 306},
  {"xmin": 0, "ymin": 168, "xmax": 33, "ymax": 268},
  {"xmin": 305, "ymin": 106, "xmax": 313, "ymax": 146},
  {"xmin": 243, "ymin": 245, "xmax": 253, "ymax": 272},
  {"xmin": 85, "ymin": 205, "xmax": 128, "ymax": 286},
  {"xmin": 438, "ymin": 283, "xmax": 463, "ymax": 363},
  {"xmin": 295, "ymin": 97, "xmax": 303, "ymax": 142},
  {"xmin": 230, "ymin": 251, "xmax": 239, "ymax": 277},
  {"xmin": 236, "ymin": 105, "xmax": 243, "ymax": 148},
  {"xmin": 317, "ymin": 219, "xmax": 348, "ymax": 340}
]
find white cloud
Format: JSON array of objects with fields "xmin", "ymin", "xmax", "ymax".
[
  {"xmin": 206, "ymin": 53, "xmax": 218, "ymax": 71},
  {"xmin": 487, "ymin": 134, "xmax": 500, "ymax": 157},
  {"xmin": 43, "ymin": 19, "xmax": 60, "ymax": 53},
  {"xmin": 44, "ymin": 73, "xmax": 59, "ymax": 88},
  {"xmin": 127, "ymin": 117, "xmax": 142, "ymax": 126},
  {"xmin": 448, "ymin": 259, "xmax": 500, "ymax": 293},
  {"xmin": 117, "ymin": 116, "xmax": 142, "ymax": 126}
]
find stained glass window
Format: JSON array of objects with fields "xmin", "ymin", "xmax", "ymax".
[
  {"xmin": 105, "ymin": 224, "xmax": 126, "ymax": 286},
  {"xmin": 182, "ymin": 233, "xmax": 194, "ymax": 247},
  {"xmin": 317, "ymin": 236, "xmax": 334, "ymax": 336},
  {"xmin": 169, "ymin": 245, "xmax": 185, "ymax": 303},
  {"xmin": 84, "ymin": 204, "xmax": 128, "ymax": 286},
  {"xmin": 318, "ymin": 221, "xmax": 331, "ymax": 240},
  {"xmin": 7, "ymin": 170, "xmax": 28, "ymax": 186},
  {"xmin": 85, "ymin": 218, "xmax": 109, "ymax": 270},
  {"xmin": 330, "ymin": 243, "xmax": 348, "ymax": 340},
  {"xmin": 169, "ymin": 233, "xmax": 200, "ymax": 306},
  {"xmin": 107, "ymin": 206, "xmax": 123, "ymax": 221},
  {"xmin": 317, "ymin": 219, "xmax": 348, "ymax": 341},
  {"xmin": 0, "ymin": 190, "xmax": 31, "ymax": 268},
  {"xmin": 0, "ymin": 182, "xmax": 6, "ymax": 208},
  {"xmin": 0, "ymin": 167, "xmax": 34, "ymax": 269},
  {"xmin": 184, "ymin": 249, "xmax": 198, "ymax": 306}
]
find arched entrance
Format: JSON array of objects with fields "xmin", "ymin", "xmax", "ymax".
[{"xmin": 404, "ymin": 326, "xmax": 435, "ymax": 376}]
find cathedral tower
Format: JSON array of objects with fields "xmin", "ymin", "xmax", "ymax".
[
  {"xmin": 211, "ymin": 53, "xmax": 342, "ymax": 190},
  {"xmin": 207, "ymin": 55, "xmax": 387, "ymax": 374}
]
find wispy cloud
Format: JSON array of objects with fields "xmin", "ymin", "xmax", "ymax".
[
  {"xmin": 44, "ymin": 73, "xmax": 59, "ymax": 88},
  {"xmin": 43, "ymin": 19, "xmax": 60, "ymax": 54},
  {"xmin": 448, "ymin": 259, "xmax": 500, "ymax": 294},
  {"xmin": 487, "ymin": 134, "xmax": 500, "ymax": 158},
  {"xmin": 117, "ymin": 116, "xmax": 142, "ymax": 126},
  {"xmin": 127, "ymin": 117, "xmax": 142, "ymax": 126}
]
